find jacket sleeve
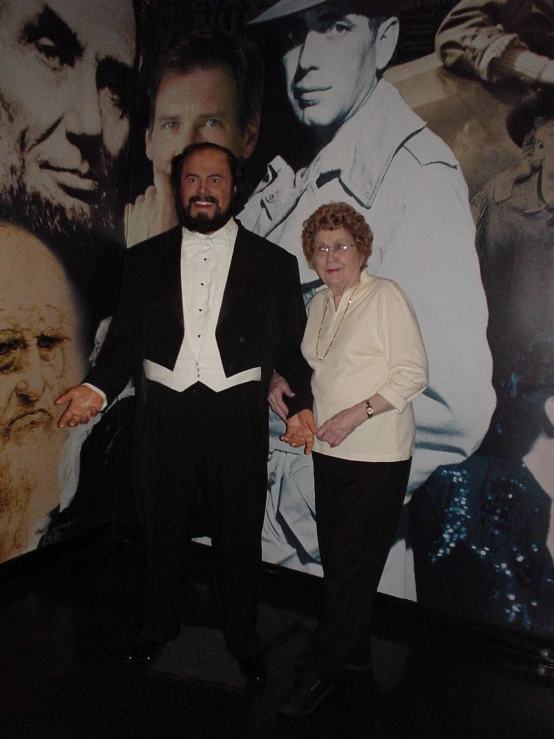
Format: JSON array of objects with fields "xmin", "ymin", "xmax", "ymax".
[
  {"xmin": 435, "ymin": 0, "xmax": 528, "ymax": 81},
  {"xmin": 272, "ymin": 251, "xmax": 313, "ymax": 416},
  {"xmin": 85, "ymin": 249, "xmax": 142, "ymax": 405}
]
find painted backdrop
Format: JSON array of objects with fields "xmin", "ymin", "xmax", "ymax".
[{"xmin": 2, "ymin": 0, "xmax": 553, "ymax": 643}]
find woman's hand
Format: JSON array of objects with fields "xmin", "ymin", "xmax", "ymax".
[
  {"xmin": 317, "ymin": 394, "xmax": 394, "ymax": 447},
  {"xmin": 280, "ymin": 409, "xmax": 317, "ymax": 454},
  {"xmin": 316, "ymin": 402, "xmax": 368, "ymax": 448}
]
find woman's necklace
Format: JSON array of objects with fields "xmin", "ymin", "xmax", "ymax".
[{"xmin": 315, "ymin": 281, "xmax": 360, "ymax": 361}]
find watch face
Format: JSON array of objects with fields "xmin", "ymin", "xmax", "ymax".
[{"xmin": 366, "ymin": 402, "xmax": 374, "ymax": 417}]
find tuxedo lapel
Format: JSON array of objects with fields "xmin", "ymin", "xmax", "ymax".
[
  {"xmin": 156, "ymin": 227, "xmax": 183, "ymax": 329},
  {"xmin": 217, "ymin": 227, "xmax": 252, "ymax": 329}
]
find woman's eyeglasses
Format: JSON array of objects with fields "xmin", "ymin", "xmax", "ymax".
[{"xmin": 314, "ymin": 243, "xmax": 355, "ymax": 255}]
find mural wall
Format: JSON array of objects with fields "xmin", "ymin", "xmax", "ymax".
[
  {"xmin": 0, "ymin": 0, "xmax": 137, "ymax": 560},
  {"xmin": 2, "ymin": 0, "xmax": 553, "ymax": 642}
]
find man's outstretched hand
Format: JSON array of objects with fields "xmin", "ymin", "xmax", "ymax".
[
  {"xmin": 56, "ymin": 385, "xmax": 104, "ymax": 428},
  {"xmin": 280, "ymin": 408, "xmax": 317, "ymax": 455}
]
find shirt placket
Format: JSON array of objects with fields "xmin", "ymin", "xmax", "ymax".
[{"xmin": 191, "ymin": 247, "xmax": 214, "ymax": 381}]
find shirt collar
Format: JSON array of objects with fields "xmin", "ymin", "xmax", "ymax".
[
  {"xmin": 259, "ymin": 81, "xmax": 428, "ymax": 211},
  {"xmin": 314, "ymin": 80, "xmax": 427, "ymax": 208},
  {"xmin": 181, "ymin": 218, "xmax": 238, "ymax": 258}
]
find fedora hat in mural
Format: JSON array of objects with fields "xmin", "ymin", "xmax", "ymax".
[
  {"xmin": 249, "ymin": 0, "xmax": 409, "ymax": 25},
  {"xmin": 506, "ymin": 88, "xmax": 554, "ymax": 148}
]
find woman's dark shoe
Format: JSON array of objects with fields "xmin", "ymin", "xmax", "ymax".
[
  {"xmin": 344, "ymin": 651, "xmax": 372, "ymax": 672},
  {"xmin": 278, "ymin": 671, "xmax": 335, "ymax": 716}
]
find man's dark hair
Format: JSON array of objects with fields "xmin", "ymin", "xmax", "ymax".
[
  {"xmin": 147, "ymin": 27, "xmax": 264, "ymax": 135},
  {"xmin": 170, "ymin": 142, "xmax": 244, "ymax": 216}
]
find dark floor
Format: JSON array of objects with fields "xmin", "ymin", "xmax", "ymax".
[{"xmin": 1, "ymin": 539, "xmax": 553, "ymax": 739}]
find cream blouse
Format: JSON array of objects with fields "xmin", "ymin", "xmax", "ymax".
[{"xmin": 302, "ymin": 270, "xmax": 429, "ymax": 462}]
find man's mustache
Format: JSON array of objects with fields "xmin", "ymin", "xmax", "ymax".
[
  {"xmin": 187, "ymin": 195, "xmax": 218, "ymax": 206},
  {"xmin": 2, "ymin": 407, "xmax": 55, "ymax": 441}
]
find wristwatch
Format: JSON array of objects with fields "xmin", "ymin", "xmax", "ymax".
[{"xmin": 365, "ymin": 399, "xmax": 374, "ymax": 418}]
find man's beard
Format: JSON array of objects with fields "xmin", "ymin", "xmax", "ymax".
[
  {"xmin": 0, "ymin": 174, "xmax": 116, "ymax": 243},
  {"xmin": 177, "ymin": 196, "xmax": 234, "ymax": 234},
  {"xmin": 0, "ymin": 425, "xmax": 63, "ymax": 563},
  {"xmin": 0, "ymin": 167, "xmax": 124, "ymax": 313}
]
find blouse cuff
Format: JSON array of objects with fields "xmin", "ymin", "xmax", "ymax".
[{"xmin": 375, "ymin": 384, "xmax": 408, "ymax": 414}]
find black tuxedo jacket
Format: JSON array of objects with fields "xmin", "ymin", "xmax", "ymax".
[{"xmin": 87, "ymin": 223, "xmax": 312, "ymax": 425}]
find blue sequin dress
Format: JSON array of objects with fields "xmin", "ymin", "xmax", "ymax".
[{"xmin": 410, "ymin": 455, "xmax": 554, "ymax": 636}]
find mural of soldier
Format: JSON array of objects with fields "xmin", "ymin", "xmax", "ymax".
[
  {"xmin": 240, "ymin": 0, "xmax": 494, "ymax": 596},
  {"xmin": 473, "ymin": 87, "xmax": 554, "ymax": 431}
]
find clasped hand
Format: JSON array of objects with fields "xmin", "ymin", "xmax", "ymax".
[
  {"xmin": 281, "ymin": 403, "xmax": 368, "ymax": 452},
  {"xmin": 280, "ymin": 409, "xmax": 317, "ymax": 455}
]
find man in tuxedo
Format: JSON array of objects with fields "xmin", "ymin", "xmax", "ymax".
[{"xmin": 56, "ymin": 142, "xmax": 314, "ymax": 682}]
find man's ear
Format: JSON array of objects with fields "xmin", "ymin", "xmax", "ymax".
[
  {"xmin": 240, "ymin": 113, "xmax": 261, "ymax": 160},
  {"xmin": 375, "ymin": 17, "xmax": 400, "ymax": 73},
  {"xmin": 145, "ymin": 127, "xmax": 153, "ymax": 162}
]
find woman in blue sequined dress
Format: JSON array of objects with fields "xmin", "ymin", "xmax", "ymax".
[{"xmin": 410, "ymin": 336, "xmax": 554, "ymax": 636}]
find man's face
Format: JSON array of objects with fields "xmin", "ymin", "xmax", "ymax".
[
  {"xmin": 0, "ymin": 226, "xmax": 85, "ymax": 450},
  {"xmin": 281, "ymin": 8, "xmax": 379, "ymax": 129},
  {"xmin": 0, "ymin": 0, "xmax": 136, "ymax": 239},
  {"xmin": 146, "ymin": 66, "xmax": 259, "ymax": 175},
  {"xmin": 178, "ymin": 148, "xmax": 236, "ymax": 234}
]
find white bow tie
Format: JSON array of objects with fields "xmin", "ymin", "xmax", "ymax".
[{"xmin": 182, "ymin": 232, "xmax": 229, "ymax": 258}]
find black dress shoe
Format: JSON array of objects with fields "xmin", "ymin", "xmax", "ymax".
[
  {"xmin": 122, "ymin": 637, "xmax": 164, "ymax": 668},
  {"xmin": 344, "ymin": 651, "xmax": 372, "ymax": 672},
  {"xmin": 238, "ymin": 654, "xmax": 266, "ymax": 683},
  {"xmin": 278, "ymin": 671, "xmax": 334, "ymax": 716}
]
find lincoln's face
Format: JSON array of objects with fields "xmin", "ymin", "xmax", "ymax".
[
  {"xmin": 281, "ymin": 6, "xmax": 379, "ymax": 130},
  {"xmin": 0, "ymin": 0, "xmax": 136, "ymax": 240}
]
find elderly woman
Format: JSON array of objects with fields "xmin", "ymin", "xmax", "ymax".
[{"xmin": 277, "ymin": 202, "xmax": 429, "ymax": 716}]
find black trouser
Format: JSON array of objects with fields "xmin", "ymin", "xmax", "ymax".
[
  {"xmin": 305, "ymin": 452, "xmax": 412, "ymax": 677},
  {"xmin": 137, "ymin": 381, "xmax": 267, "ymax": 658}
]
